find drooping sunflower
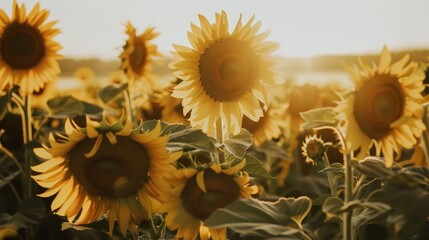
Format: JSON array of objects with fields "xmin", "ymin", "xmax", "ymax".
[
  {"xmin": 32, "ymin": 118, "xmax": 181, "ymax": 235},
  {"xmin": 242, "ymin": 103, "xmax": 287, "ymax": 146},
  {"xmin": 336, "ymin": 46, "xmax": 426, "ymax": 166},
  {"xmin": 160, "ymin": 160, "xmax": 258, "ymax": 240},
  {"xmin": 120, "ymin": 22, "xmax": 161, "ymax": 84},
  {"xmin": 170, "ymin": 11, "xmax": 280, "ymax": 136},
  {"xmin": 301, "ymin": 134, "xmax": 325, "ymax": 166},
  {"xmin": 0, "ymin": 1, "xmax": 61, "ymax": 94}
]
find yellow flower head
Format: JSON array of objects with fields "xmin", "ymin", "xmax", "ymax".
[
  {"xmin": 32, "ymin": 118, "xmax": 181, "ymax": 236},
  {"xmin": 170, "ymin": 11, "xmax": 280, "ymax": 136},
  {"xmin": 120, "ymin": 22, "xmax": 161, "ymax": 84},
  {"xmin": 336, "ymin": 46, "xmax": 426, "ymax": 166},
  {"xmin": 31, "ymin": 77, "xmax": 57, "ymax": 109},
  {"xmin": 74, "ymin": 66, "xmax": 95, "ymax": 82},
  {"xmin": 160, "ymin": 159, "xmax": 258, "ymax": 240},
  {"xmin": 242, "ymin": 102, "xmax": 287, "ymax": 146},
  {"xmin": 0, "ymin": 0, "xmax": 61, "ymax": 94},
  {"xmin": 301, "ymin": 134, "xmax": 325, "ymax": 165}
]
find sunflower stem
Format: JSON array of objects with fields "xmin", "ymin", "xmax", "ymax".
[
  {"xmin": 216, "ymin": 118, "xmax": 224, "ymax": 164},
  {"xmin": 123, "ymin": 85, "xmax": 137, "ymax": 127},
  {"xmin": 23, "ymin": 95, "xmax": 33, "ymax": 199},
  {"xmin": 322, "ymin": 152, "xmax": 336, "ymax": 196},
  {"xmin": 343, "ymin": 152, "xmax": 354, "ymax": 240}
]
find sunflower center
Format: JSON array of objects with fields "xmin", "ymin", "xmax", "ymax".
[
  {"xmin": 200, "ymin": 38, "xmax": 257, "ymax": 101},
  {"xmin": 354, "ymin": 74, "xmax": 405, "ymax": 140},
  {"xmin": 129, "ymin": 41, "xmax": 147, "ymax": 74},
  {"xmin": 181, "ymin": 169, "xmax": 240, "ymax": 220},
  {"xmin": 68, "ymin": 136, "xmax": 150, "ymax": 198},
  {"xmin": 0, "ymin": 22, "xmax": 45, "ymax": 69}
]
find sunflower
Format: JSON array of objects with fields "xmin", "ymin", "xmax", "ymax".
[
  {"xmin": 161, "ymin": 160, "xmax": 258, "ymax": 240},
  {"xmin": 242, "ymin": 103, "xmax": 287, "ymax": 146},
  {"xmin": 159, "ymin": 82, "xmax": 190, "ymax": 125},
  {"xmin": 170, "ymin": 11, "xmax": 279, "ymax": 136},
  {"xmin": 31, "ymin": 77, "xmax": 57, "ymax": 110},
  {"xmin": 0, "ymin": 1, "xmax": 61, "ymax": 94},
  {"xmin": 336, "ymin": 46, "xmax": 426, "ymax": 166},
  {"xmin": 32, "ymin": 118, "xmax": 181, "ymax": 236},
  {"xmin": 301, "ymin": 134, "xmax": 325, "ymax": 166},
  {"xmin": 120, "ymin": 22, "xmax": 161, "ymax": 84},
  {"xmin": 74, "ymin": 66, "xmax": 95, "ymax": 83}
]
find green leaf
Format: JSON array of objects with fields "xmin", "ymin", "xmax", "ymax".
[
  {"xmin": 312, "ymin": 194, "xmax": 332, "ymax": 206},
  {"xmin": 322, "ymin": 196, "xmax": 344, "ymax": 217},
  {"xmin": 351, "ymin": 157, "xmax": 393, "ymax": 179},
  {"xmin": 299, "ymin": 107, "xmax": 337, "ymax": 130},
  {"xmin": 141, "ymin": 120, "xmax": 216, "ymax": 153},
  {"xmin": 98, "ymin": 83, "xmax": 128, "ymax": 104},
  {"xmin": 223, "ymin": 128, "xmax": 252, "ymax": 159},
  {"xmin": 380, "ymin": 167, "xmax": 429, "ymax": 238},
  {"xmin": 47, "ymin": 96, "xmax": 103, "ymax": 118},
  {"xmin": 319, "ymin": 162, "xmax": 344, "ymax": 179},
  {"xmin": 13, "ymin": 197, "xmax": 46, "ymax": 229},
  {"xmin": 0, "ymin": 171, "xmax": 20, "ymax": 189},
  {"xmin": 241, "ymin": 154, "xmax": 273, "ymax": 179},
  {"xmin": 204, "ymin": 197, "xmax": 312, "ymax": 239}
]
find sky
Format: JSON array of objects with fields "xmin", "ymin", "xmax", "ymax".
[{"xmin": 1, "ymin": 0, "xmax": 429, "ymax": 60}]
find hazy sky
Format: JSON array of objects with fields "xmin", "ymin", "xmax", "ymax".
[{"xmin": 2, "ymin": 0, "xmax": 428, "ymax": 60}]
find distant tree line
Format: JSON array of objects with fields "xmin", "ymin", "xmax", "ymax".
[{"xmin": 59, "ymin": 49, "xmax": 429, "ymax": 76}]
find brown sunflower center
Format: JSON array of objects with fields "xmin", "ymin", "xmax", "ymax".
[
  {"xmin": 200, "ymin": 38, "xmax": 257, "ymax": 101},
  {"xmin": 68, "ymin": 136, "xmax": 150, "ymax": 198},
  {"xmin": 305, "ymin": 139, "xmax": 324, "ymax": 160},
  {"xmin": 0, "ymin": 22, "xmax": 45, "ymax": 69},
  {"xmin": 181, "ymin": 169, "xmax": 240, "ymax": 220},
  {"xmin": 129, "ymin": 41, "xmax": 147, "ymax": 74},
  {"xmin": 353, "ymin": 74, "xmax": 405, "ymax": 140}
]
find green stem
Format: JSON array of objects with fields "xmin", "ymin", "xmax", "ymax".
[
  {"xmin": 0, "ymin": 142, "xmax": 25, "ymax": 178},
  {"xmin": 23, "ymin": 95, "xmax": 33, "ymax": 199},
  {"xmin": 8, "ymin": 182, "xmax": 21, "ymax": 203},
  {"xmin": 322, "ymin": 151, "xmax": 336, "ymax": 195},
  {"xmin": 216, "ymin": 118, "xmax": 224, "ymax": 164},
  {"xmin": 343, "ymin": 152, "xmax": 353, "ymax": 240},
  {"xmin": 123, "ymin": 85, "xmax": 137, "ymax": 127}
]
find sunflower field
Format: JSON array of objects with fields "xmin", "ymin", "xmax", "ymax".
[{"xmin": 1, "ymin": 1, "xmax": 429, "ymax": 240}]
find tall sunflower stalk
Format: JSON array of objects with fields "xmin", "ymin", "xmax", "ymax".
[
  {"xmin": 0, "ymin": 2, "xmax": 61, "ymax": 240},
  {"xmin": 0, "ymin": 1, "xmax": 61, "ymax": 200},
  {"xmin": 120, "ymin": 22, "xmax": 161, "ymax": 126}
]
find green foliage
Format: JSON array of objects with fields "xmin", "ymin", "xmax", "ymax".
[
  {"xmin": 223, "ymin": 128, "xmax": 253, "ymax": 159},
  {"xmin": 299, "ymin": 107, "xmax": 337, "ymax": 130},
  {"xmin": 240, "ymin": 154, "xmax": 273, "ymax": 179},
  {"xmin": 0, "ymin": 171, "xmax": 20, "ymax": 189},
  {"xmin": 0, "ymin": 197, "xmax": 46, "ymax": 229},
  {"xmin": 204, "ymin": 197, "xmax": 312, "ymax": 239},
  {"xmin": 47, "ymin": 96, "xmax": 103, "ymax": 118},
  {"xmin": 142, "ymin": 120, "xmax": 216, "ymax": 153},
  {"xmin": 381, "ymin": 167, "xmax": 429, "ymax": 239},
  {"xmin": 98, "ymin": 83, "xmax": 128, "ymax": 104},
  {"xmin": 351, "ymin": 157, "xmax": 393, "ymax": 179}
]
